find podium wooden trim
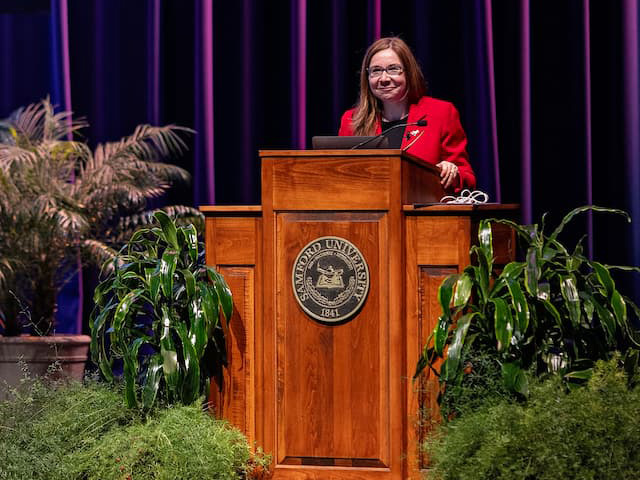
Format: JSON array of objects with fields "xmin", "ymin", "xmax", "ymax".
[{"xmin": 203, "ymin": 150, "xmax": 517, "ymax": 479}]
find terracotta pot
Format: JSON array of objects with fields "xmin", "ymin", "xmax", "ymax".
[{"xmin": 0, "ymin": 334, "xmax": 91, "ymax": 399}]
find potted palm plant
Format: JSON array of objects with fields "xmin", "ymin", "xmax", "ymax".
[{"xmin": 0, "ymin": 98, "xmax": 201, "ymax": 391}]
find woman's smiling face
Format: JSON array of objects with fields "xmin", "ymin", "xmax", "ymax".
[{"xmin": 368, "ymin": 48, "xmax": 407, "ymax": 105}]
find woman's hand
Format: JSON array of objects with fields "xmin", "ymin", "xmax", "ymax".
[{"xmin": 437, "ymin": 161, "xmax": 459, "ymax": 189}]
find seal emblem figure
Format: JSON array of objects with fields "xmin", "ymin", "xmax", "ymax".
[{"xmin": 291, "ymin": 236, "xmax": 370, "ymax": 323}]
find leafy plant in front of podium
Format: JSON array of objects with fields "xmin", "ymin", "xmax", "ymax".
[
  {"xmin": 414, "ymin": 206, "xmax": 640, "ymax": 412},
  {"xmin": 90, "ymin": 211, "xmax": 233, "ymax": 410}
]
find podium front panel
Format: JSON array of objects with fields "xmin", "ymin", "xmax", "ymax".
[{"xmin": 274, "ymin": 211, "xmax": 395, "ymax": 470}]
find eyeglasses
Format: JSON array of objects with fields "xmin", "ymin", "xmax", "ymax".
[{"xmin": 367, "ymin": 64, "xmax": 404, "ymax": 78}]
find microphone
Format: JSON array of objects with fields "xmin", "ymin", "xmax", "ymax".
[{"xmin": 350, "ymin": 116, "xmax": 427, "ymax": 150}]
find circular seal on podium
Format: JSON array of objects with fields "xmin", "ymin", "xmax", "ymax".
[{"xmin": 291, "ymin": 236, "xmax": 370, "ymax": 323}]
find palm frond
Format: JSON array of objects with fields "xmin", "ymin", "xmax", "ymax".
[
  {"xmin": 81, "ymin": 239, "xmax": 118, "ymax": 270},
  {"xmin": 11, "ymin": 98, "xmax": 86, "ymax": 144},
  {"xmin": 0, "ymin": 144, "xmax": 38, "ymax": 170},
  {"xmin": 99, "ymin": 125, "xmax": 191, "ymax": 165},
  {"xmin": 45, "ymin": 109, "xmax": 87, "ymax": 141},
  {"xmin": 11, "ymin": 100, "xmax": 47, "ymax": 142}
]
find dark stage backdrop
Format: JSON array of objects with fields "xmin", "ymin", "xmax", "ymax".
[{"xmin": 1, "ymin": 0, "xmax": 639, "ymax": 333}]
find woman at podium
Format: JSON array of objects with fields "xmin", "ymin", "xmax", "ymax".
[{"xmin": 339, "ymin": 37, "xmax": 476, "ymax": 192}]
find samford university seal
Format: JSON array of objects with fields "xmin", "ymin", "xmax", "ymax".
[{"xmin": 291, "ymin": 236, "xmax": 370, "ymax": 323}]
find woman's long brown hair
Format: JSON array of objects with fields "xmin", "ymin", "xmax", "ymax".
[{"xmin": 351, "ymin": 37, "xmax": 427, "ymax": 136}]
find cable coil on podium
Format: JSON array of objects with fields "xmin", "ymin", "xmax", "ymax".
[{"xmin": 440, "ymin": 189, "xmax": 489, "ymax": 204}]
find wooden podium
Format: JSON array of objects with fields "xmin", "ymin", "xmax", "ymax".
[{"xmin": 202, "ymin": 150, "xmax": 517, "ymax": 479}]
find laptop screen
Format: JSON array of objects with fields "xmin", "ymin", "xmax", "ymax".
[{"xmin": 311, "ymin": 135, "xmax": 389, "ymax": 150}]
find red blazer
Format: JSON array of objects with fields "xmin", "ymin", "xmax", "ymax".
[{"xmin": 339, "ymin": 96, "xmax": 476, "ymax": 192}]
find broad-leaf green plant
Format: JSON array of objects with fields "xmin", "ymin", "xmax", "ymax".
[
  {"xmin": 415, "ymin": 206, "xmax": 640, "ymax": 403},
  {"xmin": 0, "ymin": 98, "xmax": 201, "ymax": 336},
  {"xmin": 90, "ymin": 211, "xmax": 232, "ymax": 410}
]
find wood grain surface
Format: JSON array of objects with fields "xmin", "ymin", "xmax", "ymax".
[
  {"xmin": 203, "ymin": 153, "xmax": 519, "ymax": 480},
  {"xmin": 276, "ymin": 213, "xmax": 388, "ymax": 464}
]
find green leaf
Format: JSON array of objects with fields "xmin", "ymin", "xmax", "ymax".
[
  {"xmin": 175, "ymin": 322, "xmax": 200, "ymax": 404},
  {"xmin": 437, "ymin": 274, "xmax": 460, "ymax": 314},
  {"xmin": 119, "ymin": 270, "xmax": 144, "ymax": 282},
  {"xmin": 537, "ymin": 281, "xmax": 551, "ymax": 301},
  {"xmin": 541, "ymin": 245, "xmax": 558, "ymax": 262},
  {"xmin": 181, "ymin": 223, "xmax": 199, "ymax": 263},
  {"xmin": 453, "ymin": 274, "xmax": 472, "ymax": 307},
  {"xmin": 160, "ymin": 250, "xmax": 178, "ymax": 298},
  {"xmin": 492, "ymin": 298, "xmax": 513, "ymax": 351},
  {"xmin": 179, "ymin": 268, "xmax": 196, "ymax": 299},
  {"xmin": 591, "ymin": 262, "xmax": 628, "ymax": 332},
  {"xmin": 154, "ymin": 210, "xmax": 179, "ymax": 250},
  {"xmin": 90, "ymin": 303, "xmax": 117, "ymax": 382},
  {"xmin": 208, "ymin": 267, "xmax": 233, "ymax": 323},
  {"xmin": 592, "ymin": 297, "xmax": 617, "ymax": 343},
  {"xmin": 502, "ymin": 362, "xmax": 529, "ymax": 396},
  {"xmin": 592, "ymin": 261, "xmax": 615, "ymax": 296},
  {"xmin": 446, "ymin": 313, "xmax": 475, "ymax": 378},
  {"xmin": 201, "ymin": 284, "xmax": 220, "ymax": 335},
  {"xmin": 610, "ymin": 290, "xmax": 627, "ymax": 329},
  {"xmin": 549, "ymin": 206, "xmax": 629, "ymax": 244},
  {"xmin": 472, "ymin": 243, "xmax": 492, "ymax": 302},
  {"xmin": 160, "ymin": 306, "xmax": 180, "ymax": 395},
  {"xmin": 414, "ymin": 335, "xmax": 435, "ymax": 379},
  {"xmin": 564, "ymin": 368, "xmax": 593, "ymax": 382},
  {"xmin": 113, "ymin": 289, "xmax": 144, "ymax": 335},
  {"xmin": 187, "ymin": 295, "xmax": 208, "ymax": 358},
  {"xmin": 524, "ymin": 247, "xmax": 539, "ymax": 297},
  {"xmin": 540, "ymin": 298, "xmax": 562, "ymax": 329},
  {"xmin": 505, "ymin": 275, "xmax": 530, "ymax": 334},
  {"xmin": 560, "ymin": 275, "xmax": 581, "ymax": 327},
  {"xmin": 145, "ymin": 267, "xmax": 161, "ymax": 304},
  {"xmin": 122, "ymin": 337, "xmax": 149, "ymax": 408},
  {"xmin": 492, "ymin": 261, "xmax": 525, "ymax": 295},
  {"xmin": 433, "ymin": 315, "xmax": 450, "ymax": 356},
  {"xmin": 621, "ymin": 296, "xmax": 640, "ymax": 348},
  {"xmin": 414, "ymin": 354, "xmax": 428, "ymax": 380},
  {"xmin": 607, "ymin": 264, "xmax": 640, "ymax": 274},
  {"xmin": 440, "ymin": 358, "xmax": 450, "ymax": 383},
  {"xmin": 491, "ymin": 218, "xmax": 538, "ymax": 246},
  {"xmin": 478, "ymin": 220, "xmax": 494, "ymax": 265},
  {"xmin": 567, "ymin": 243, "xmax": 584, "ymax": 271},
  {"xmin": 142, "ymin": 354, "xmax": 164, "ymax": 410},
  {"xmin": 128, "ymin": 227, "xmax": 152, "ymax": 247}
]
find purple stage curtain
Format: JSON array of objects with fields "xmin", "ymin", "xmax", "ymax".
[{"xmin": 0, "ymin": 0, "xmax": 639, "ymax": 333}]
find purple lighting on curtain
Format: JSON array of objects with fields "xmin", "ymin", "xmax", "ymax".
[
  {"xmin": 57, "ymin": 0, "xmax": 83, "ymax": 333},
  {"xmin": 520, "ymin": 0, "xmax": 532, "ymax": 224},
  {"xmin": 484, "ymin": 0, "xmax": 500, "ymax": 203},
  {"xmin": 147, "ymin": 0, "xmax": 161, "ymax": 125},
  {"xmin": 58, "ymin": 0, "xmax": 72, "ymax": 115},
  {"xmin": 583, "ymin": 0, "xmax": 593, "ymax": 258},
  {"xmin": 623, "ymin": 0, "xmax": 640, "ymax": 284},
  {"xmin": 51, "ymin": 0, "xmax": 82, "ymax": 334},
  {"xmin": 93, "ymin": 1, "xmax": 105, "ymax": 139},
  {"xmin": 0, "ymin": 17, "xmax": 10, "ymax": 109},
  {"xmin": 292, "ymin": 0, "xmax": 307, "ymax": 149},
  {"xmin": 195, "ymin": 0, "xmax": 215, "ymax": 204},
  {"xmin": 373, "ymin": 0, "xmax": 381, "ymax": 40}
]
